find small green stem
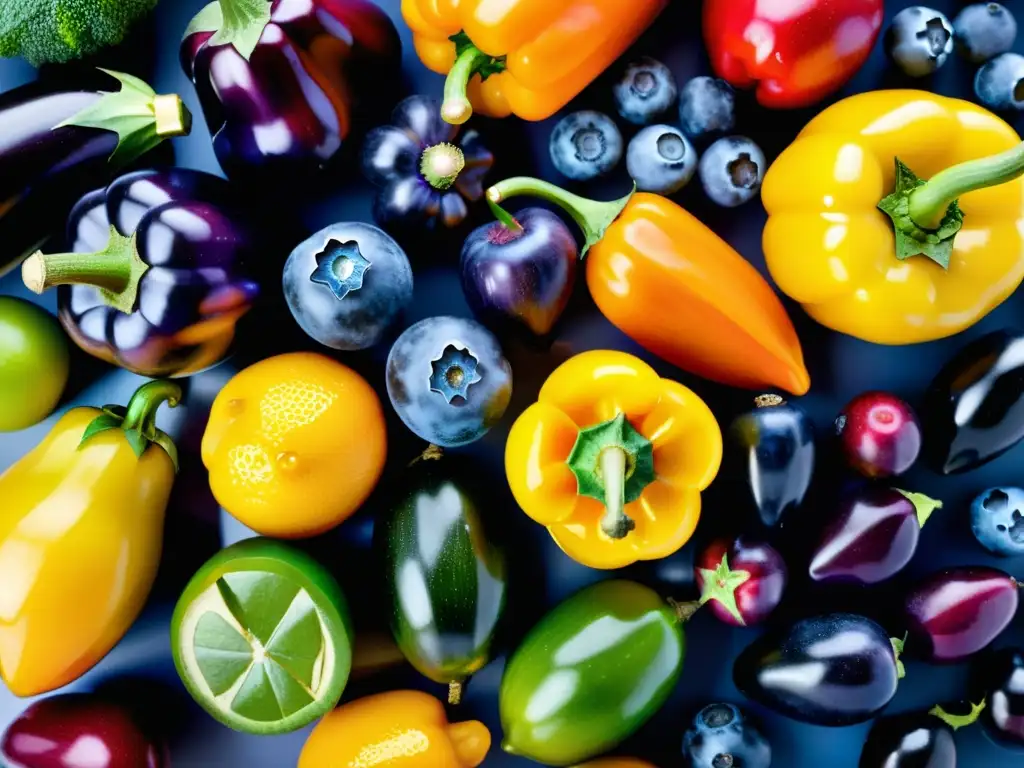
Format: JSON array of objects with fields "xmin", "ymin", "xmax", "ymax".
[
  {"xmin": 442, "ymin": 44, "xmax": 491, "ymax": 125},
  {"xmin": 909, "ymin": 141, "xmax": 1024, "ymax": 229},
  {"xmin": 22, "ymin": 248, "xmax": 130, "ymax": 294},
  {"xmin": 487, "ymin": 177, "xmax": 634, "ymax": 257},
  {"xmin": 896, "ymin": 489, "xmax": 944, "ymax": 528},
  {"xmin": 930, "ymin": 700, "xmax": 986, "ymax": 731},
  {"xmin": 420, "ymin": 143, "xmax": 465, "ymax": 191},
  {"xmin": 891, "ymin": 635, "xmax": 907, "ymax": 680},
  {"xmin": 487, "ymin": 199, "xmax": 524, "ymax": 235},
  {"xmin": 599, "ymin": 446, "xmax": 634, "ymax": 539},
  {"xmin": 121, "ymin": 380, "xmax": 183, "ymax": 433}
]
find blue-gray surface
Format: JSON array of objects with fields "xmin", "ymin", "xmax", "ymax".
[{"xmin": 1, "ymin": 1, "xmax": 1023, "ymax": 766}]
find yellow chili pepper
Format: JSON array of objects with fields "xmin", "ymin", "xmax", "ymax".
[
  {"xmin": 402, "ymin": 0, "xmax": 668, "ymax": 124},
  {"xmin": 505, "ymin": 350, "xmax": 721, "ymax": 570},
  {"xmin": 0, "ymin": 380, "xmax": 180, "ymax": 696},
  {"xmin": 763, "ymin": 90, "xmax": 1024, "ymax": 345}
]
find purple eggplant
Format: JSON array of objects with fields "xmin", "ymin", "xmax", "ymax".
[
  {"xmin": 20, "ymin": 169, "xmax": 260, "ymax": 378},
  {"xmin": 0, "ymin": 69, "xmax": 190, "ymax": 276},
  {"xmin": 460, "ymin": 205, "xmax": 578, "ymax": 337},
  {"xmin": 809, "ymin": 487, "xmax": 942, "ymax": 585},
  {"xmin": 904, "ymin": 566, "xmax": 1019, "ymax": 663},
  {"xmin": 363, "ymin": 95, "xmax": 494, "ymax": 233},
  {"xmin": 859, "ymin": 701, "xmax": 986, "ymax": 768},
  {"xmin": 980, "ymin": 647, "xmax": 1024, "ymax": 749},
  {"xmin": 181, "ymin": 0, "xmax": 401, "ymax": 180},
  {"xmin": 734, "ymin": 613, "xmax": 902, "ymax": 726}
]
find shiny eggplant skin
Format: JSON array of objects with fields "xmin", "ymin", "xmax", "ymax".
[
  {"xmin": 58, "ymin": 169, "xmax": 259, "ymax": 377},
  {"xmin": 859, "ymin": 710, "xmax": 956, "ymax": 768},
  {"xmin": 500, "ymin": 580, "xmax": 684, "ymax": 766},
  {"xmin": 377, "ymin": 453, "xmax": 507, "ymax": 698},
  {"xmin": 181, "ymin": 0, "xmax": 401, "ymax": 180},
  {"xmin": 731, "ymin": 396, "xmax": 814, "ymax": 527},
  {"xmin": 734, "ymin": 613, "xmax": 900, "ymax": 726},
  {"xmin": 980, "ymin": 647, "xmax": 1024, "ymax": 749},
  {"xmin": 924, "ymin": 330, "xmax": 1024, "ymax": 474}
]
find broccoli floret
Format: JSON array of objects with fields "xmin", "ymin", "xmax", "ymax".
[{"xmin": 0, "ymin": 0, "xmax": 159, "ymax": 66}]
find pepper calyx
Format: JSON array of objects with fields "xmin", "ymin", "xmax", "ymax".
[
  {"xmin": 878, "ymin": 159, "xmax": 963, "ymax": 270},
  {"xmin": 57, "ymin": 69, "xmax": 192, "ymax": 167},
  {"xmin": 697, "ymin": 553, "xmax": 752, "ymax": 626},
  {"xmin": 185, "ymin": 0, "xmax": 272, "ymax": 60},
  {"xmin": 891, "ymin": 634, "xmax": 907, "ymax": 680},
  {"xmin": 309, "ymin": 239, "xmax": 371, "ymax": 300},
  {"xmin": 929, "ymin": 700, "xmax": 986, "ymax": 731},
  {"xmin": 421, "ymin": 143, "xmax": 466, "ymax": 190},
  {"xmin": 22, "ymin": 227, "xmax": 149, "ymax": 315},
  {"xmin": 442, "ymin": 32, "xmax": 506, "ymax": 125},
  {"xmin": 487, "ymin": 178, "xmax": 635, "ymax": 257},
  {"xmin": 895, "ymin": 489, "xmax": 944, "ymax": 528},
  {"xmin": 79, "ymin": 381, "xmax": 183, "ymax": 471},
  {"xmin": 566, "ymin": 412, "xmax": 655, "ymax": 539}
]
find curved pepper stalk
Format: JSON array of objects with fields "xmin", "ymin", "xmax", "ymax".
[{"xmin": 80, "ymin": 380, "xmax": 183, "ymax": 471}]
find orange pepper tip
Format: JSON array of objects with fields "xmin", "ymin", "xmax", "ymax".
[
  {"xmin": 447, "ymin": 719, "xmax": 491, "ymax": 767},
  {"xmin": 566, "ymin": 413, "xmax": 655, "ymax": 540},
  {"xmin": 696, "ymin": 552, "xmax": 752, "ymax": 626}
]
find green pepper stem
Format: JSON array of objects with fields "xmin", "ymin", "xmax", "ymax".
[
  {"xmin": 420, "ymin": 143, "xmax": 466, "ymax": 191},
  {"xmin": 599, "ymin": 446, "xmax": 634, "ymax": 539},
  {"xmin": 929, "ymin": 701, "xmax": 986, "ymax": 731},
  {"xmin": 442, "ymin": 43, "xmax": 492, "ymax": 125},
  {"xmin": 153, "ymin": 93, "xmax": 192, "ymax": 137},
  {"xmin": 487, "ymin": 177, "xmax": 634, "ymax": 257},
  {"xmin": 23, "ymin": 248, "xmax": 130, "ymax": 294},
  {"xmin": 909, "ymin": 141, "xmax": 1024, "ymax": 229},
  {"xmin": 121, "ymin": 380, "xmax": 183, "ymax": 434},
  {"xmin": 895, "ymin": 489, "xmax": 944, "ymax": 528},
  {"xmin": 487, "ymin": 199, "xmax": 525, "ymax": 236}
]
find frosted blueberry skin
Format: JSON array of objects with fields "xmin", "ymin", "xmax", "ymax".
[
  {"xmin": 886, "ymin": 7, "xmax": 954, "ymax": 77},
  {"xmin": 678, "ymin": 77, "xmax": 735, "ymax": 140},
  {"xmin": 548, "ymin": 111, "xmax": 623, "ymax": 181},
  {"xmin": 699, "ymin": 137, "xmax": 765, "ymax": 208},
  {"xmin": 954, "ymin": 3, "xmax": 1017, "ymax": 63},
  {"xmin": 627, "ymin": 125, "xmax": 697, "ymax": 195},
  {"xmin": 975, "ymin": 53, "xmax": 1024, "ymax": 111},
  {"xmin": 613, "ymin": 57, "xmax": 678, "ymax": 125},
  {"xmin": 971, "ymin": 487, "xmax": 1024, "ymax": 557},
  {"xmin": 283, "ymin": 222, "xmax": 412, "ymax": 351},
  {"xmin": 386, "ymin": 316, "xmax": 512, "ymax": 447},
  {"xmin": 682, "ymin": 703, "xmax": 772, "ymax": 768}
]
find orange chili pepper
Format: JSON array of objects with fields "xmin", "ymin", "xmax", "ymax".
[
  {"xmin": 402, "ymin": 0, "xmax": 668, "ymax": 123},
  {"xmin": 487, "ymin": 179, "xmax": 810, "ymax": 395}
]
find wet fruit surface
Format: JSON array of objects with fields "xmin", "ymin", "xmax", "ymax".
[
  {"xmin": 836, "ymin": 392, "xmax": 922, "ymax": 478},
  {"xmin": 979, "ymin": 647, "xmax": 1024, "ymax": 749},
  {"xmin": 682, "ymin": 703, "xmax": 771, "ymax": 768}
]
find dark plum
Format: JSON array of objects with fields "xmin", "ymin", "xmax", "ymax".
[
  {"xmin": 904, "ymin": 566, "xmax": 1019, "ymax": 663},
  {"xmin": 979, "ymin": 647, "xmax": 1024, "ymax": 749},
  {"xmin": 859, "ymin": 701, "xmax": 986, "ymax": 768},
  {"xmin": 626, "ymin": 125, "xmax": 697, "ymax": 195},
  {"xmin": 548, "ymin": 111, "xmax": 623, "ymax": 181},
  {"xmin": 734, "ymin": 613, "xmax": 901, "ymax": 726},
  {"xmin": 613, "ymin": 57, "xmax": 678, "ymax": 125},
  {"xmin": 699, "ymin": 137, "xmax": 765, "ymax": 208},
  {"xmin": 731, "ymin": 394, "xmax": 815, "ymax": 527},
  {"xmin": 836, "ymin": 391, "xmax": 922, "ymax": 478},
  {"xmin": 0, "ymin": 693, "xmax": 167, "ymax": 768},
  {"xmin": 283, "ymin": 223, "xmax": 412, "ymax": 351},
  {"xmin": 386, "ymin": 316, "xmax": 512, "ymax": 447},
  {"xmin": 694, "ymin": 536, "xmax": 787, "ymax": 627},
  {"xmin": 954, "ymin": 3, "xmax": 1017, "ymax": 63},
  {"xmin": 682, "ymin": 703, "xmax": 771, "ymax": 768},
  {"xmin": 460, "ymin": 206, "xmax": 578, "ymax": 338},
  {"xmin": 886, "ymin": 7, "xmax": 954, "ymax": 76},
  {"xmin": 971, "ymin": 487, "xmax": 1024, "ymax": 557},
  {"xmin": 975, "ymin": 53, "xmax": 1024, "ymax": 111},
  {"xmin": 809, "ymin": 487, "xmax": 942, "ymax": 585},
  {"xmin": 923, "ymin": 330, "xmax": 1024, "ymax": 474}
]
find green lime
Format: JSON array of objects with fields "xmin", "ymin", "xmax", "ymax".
[
  {"xmin": 0, "ymin": 297, "xmax": 69, "ymax": 432},
  {"xmin": 171, "ymin": 538, "xmax": 353, "ymax": 735}
]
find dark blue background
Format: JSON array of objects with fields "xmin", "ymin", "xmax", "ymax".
[{"xmin": 1, "ymin": 0, "xmax": 1023, "ymax": 765}]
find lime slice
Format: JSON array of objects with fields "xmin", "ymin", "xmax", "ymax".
[{"xmin": 171, "ymin": 538, "xmax": 353, "ymax": 734}]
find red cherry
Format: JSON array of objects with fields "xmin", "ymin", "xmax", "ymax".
[
  {"xmin": 836, "ymin": 391, "xmax": 922, "ymax": 478},
  {"xmin": 0, "ymin": 694, "xmax": 167, "ymax": 768},
  {"xmin": 695, "ymin": 536, "xmax": 788, "ymax": 627}
]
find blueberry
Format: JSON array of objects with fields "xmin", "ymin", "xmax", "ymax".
[
  {"xmin": 626, "ymin": 125, "xmax": 697, "ymax": 195},
  {"xmin": 975, "ymin": 52, "xmax": 1024, "ymax": 110},
  {"xmin": 683, "ymin": 703, "xmax": 772, "ymax": 768},
  {"xmin": 679, "ymin": 77, "xmax": 735, "ymax": 140},
  {"xmin": 613, "ymin": 57, "xmax": 678, "ymax": 125},
  {"xmin": 386, "ymin": 316, "xmax": 512, "ymax": 447},
  {"xmin": 955, "ymin": 3, "xmax": 1017, "ymax": 63},
  {"xmin": 698, "ymin": 136, "xmax": 765, "ymax": 208},
  {"xmin": 283, "ymin": 223, "xmax": 413, "ymax": 350},
  {"xmin": 886, "ymin": 7, "xmax": 954, "ymax": 76},
  {"xmin": 971, "ymin": 487, "xmax": 1024, "ymax": 557},
  {"xmin": 548, "ymin": 111, "xmax": 623, "ymax": 181}
]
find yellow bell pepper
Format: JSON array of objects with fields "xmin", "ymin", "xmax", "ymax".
[
  {"xmin": 505, "ymin": 350, "xmax": 721, "ymax": 570},
  {"xmin": 763, "ymin": 90, "xmax": 1024, "ymax": 345},
  {"xmin": 0, "ymin": 380, "xmax": 180, "ymax": 696}
]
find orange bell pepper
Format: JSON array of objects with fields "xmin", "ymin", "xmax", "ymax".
[
  {"xmin": 488, "ymin": 178, "xmax": 811, "ymax": 394},
  {"xmin": 402, "ymin": 0, "xmax": 668, "ymax": 124},
  {"xmin": 505, "ymin": 350, "xmax": 722, "ymax": 570}
]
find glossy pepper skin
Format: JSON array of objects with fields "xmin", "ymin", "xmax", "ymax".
[
  {"xmin": 298, "ymin": 690, "xmax": 491, "ymax": 767},
  {"xmin": 704, "ymin": 0, "xmax": 884, "ymax": 109},
  {"xmin": 21, "ymin": 169, "xmax": 259, "ymax": 378},
  {"xmin": 489, "ymin": 179, "xmax": 810, "ymax": 394},
  {"xmin": 506, "ymin": 350, "xmax": 722, "ymax": 570},
  {"xmin": 0, "ymin": 70, "xmax": 190, "ymax": 276},
  {"xmin": 763, "ymin": 91, "xmax": 1024, "ymax": 345},
  {"xmin": 403, "ymin": 0, "xmax": 668, "ymax": 124},
  {"xmin": 0, "ymin": 380, "xmax": 180, "ymax": 697},
  {"xmin": 181, "ymin": 0, "xmax": 401, "ymax": 180}
]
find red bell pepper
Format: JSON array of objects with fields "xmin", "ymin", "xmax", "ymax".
[{"xmin": 703, "ymin": 0, "xmax": 885, "ymax": 109}]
